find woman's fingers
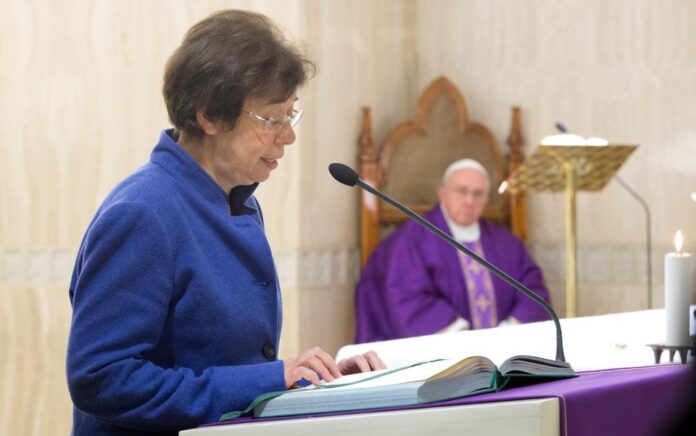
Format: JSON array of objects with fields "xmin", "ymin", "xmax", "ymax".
[
  {"xmin": 363, "ymin": 350, "xmax": 387, "ymax": 370},
  {"xmin": 300, "ymin": 347, "xmax": 342, "ymax": 379},
  {"xmin": 337, "ymin": 350, "xmax": 387, "ymax": 375},
  {"xmin": 284, "ymin": 346, "xmax": 343, "ymax": 388},
  {"xmin": 288, "ymin": 365, "xmax": 322, "ymax": 387}
]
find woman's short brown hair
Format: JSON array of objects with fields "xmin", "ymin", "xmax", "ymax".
[{"xmin": 163, "ymin": 10, "xmax": 315, "ymax": 137}]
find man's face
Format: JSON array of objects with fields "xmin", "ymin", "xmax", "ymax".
[{"xmin": 437, "ymin": 168, "xmax": 489, "ymax": 226}]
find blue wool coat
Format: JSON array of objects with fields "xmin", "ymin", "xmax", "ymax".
[{"xmin": 66, "ymin": 130, "xmax": 286, "ymax": 435}]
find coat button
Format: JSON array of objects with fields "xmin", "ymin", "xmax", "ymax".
[{"xmin": 262, "ymin": 342, "xmax": 276, "ymax": 359}]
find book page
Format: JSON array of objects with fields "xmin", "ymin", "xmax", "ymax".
[
  {"xmin": 427, "ymin": 355, "xmax": 494, "ymax": 380},
  {"xmin": 292, "ymin": 357, "xmax": 493, "ymax": 392},
  {"xmin": 500, "ymin": 354, "xmax": 575, "ymax": 377},
  {"xmin": 293, "ymin": 359, "xmax": 458, "ymax": 392}
]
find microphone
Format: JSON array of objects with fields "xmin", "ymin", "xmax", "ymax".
[
  {"xmin": 330, "ymin": 162, "xmax": 571, "ymax": 365},
  {"xmin": 554, "ymin": 122, "xmax": 568, "ymax": 133}
]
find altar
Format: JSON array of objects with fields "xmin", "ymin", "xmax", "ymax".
[{"xmin": 180, "ymin": 310, "xmax": 694, "ymax": 436}]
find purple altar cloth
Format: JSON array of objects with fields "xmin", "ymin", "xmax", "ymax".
[
  {"xmin": 449, "ymin": 365, "xmax": 693, "ymax": 436},
  {"xmin": 201, "ymin": 365, "xmax": 694, "ymax": 436}
]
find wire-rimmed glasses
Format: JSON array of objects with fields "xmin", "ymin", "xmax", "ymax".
[{"xmin": 241, "ymin": 108, "xmax": 304, "ymax": 133}]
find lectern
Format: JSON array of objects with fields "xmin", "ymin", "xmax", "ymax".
[{"xmin": 507, "ymin": 145, "xmax": 637, "ymax": 317}]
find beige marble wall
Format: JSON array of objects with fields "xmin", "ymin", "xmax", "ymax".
[
  {"xmin": 0, "ymin": 286, "xmax": 71, "ymax": 435},
  {"xmin": 412, "ymin": 0, "xmax": 696, "ymax": 315},
  {"xmin": 3, "ymin": 0, "xmax": 696, "ymax": 434},
  {"xmin": 0, "ymin": 1, "xmax": 414, "ymax": 434},
  {"xmin": 279, "ymin": 0, "xmax": 417, "ymax": 353}
]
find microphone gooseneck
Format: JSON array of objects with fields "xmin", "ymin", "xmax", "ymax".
[{"xmin": 331, "ymin": 163, "xmax": 570, "ymax": 364}]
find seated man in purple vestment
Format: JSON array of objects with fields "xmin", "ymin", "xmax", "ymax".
[{"xmin": 355, "ymin": 158, "xmax": 551, "ymax": 343}]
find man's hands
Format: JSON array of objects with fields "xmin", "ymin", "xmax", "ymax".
[{"xmin": 283, "ymin": 348, "xmax": 386, "ymax": 388}]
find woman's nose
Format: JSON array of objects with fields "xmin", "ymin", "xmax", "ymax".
[{"xmin": 276, "ymin": 122, "xmax": 296, "ymax": 146}]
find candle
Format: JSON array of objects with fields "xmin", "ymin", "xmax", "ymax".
[{"xmin": 664, "ymin": 230, "xmax": 695, "ymax": 345}]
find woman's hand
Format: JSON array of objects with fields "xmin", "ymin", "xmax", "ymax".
[
  {"xmin": 337, "ymin": 350, "xmax": 386, "ymax": 375},
  {"xmin": 283, "ymin": 346, "xmax": 342, "ymax": 388}
]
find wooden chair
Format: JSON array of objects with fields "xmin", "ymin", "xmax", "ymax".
[{"xmin": 357, "ymin": 76, "xmax": 528, "ymax": 267}]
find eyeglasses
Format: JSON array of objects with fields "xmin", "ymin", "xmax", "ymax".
[
  {"xmin": 444, "ymin": 185, "xmax": 487, "ymax": 199},
  {"xmin": 241, "ymin": 108, "xmax": 304, "ymax": 133}
]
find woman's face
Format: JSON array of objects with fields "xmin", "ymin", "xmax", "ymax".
[{"xmin": 208, "ymin": 94, "xmax": 298, "ymax": 190}]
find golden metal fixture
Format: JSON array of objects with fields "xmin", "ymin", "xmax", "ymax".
[{"xmin": 508, "ymin": 144, "xmax": 637, "ymax": 318}]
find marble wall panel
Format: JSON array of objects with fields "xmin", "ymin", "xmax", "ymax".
[
  {"xmin": 412, "ymin": 0, "xmax": 696, "ymax": 313},
  {"xmin": 3, "ymin": 1, "xmax": 696, "ymax": 434}
]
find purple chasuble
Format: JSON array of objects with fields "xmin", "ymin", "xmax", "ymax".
[
  {"xmin": 354, "ymin": 204, "xmax": 551, "ymax": 343},
  {"xmin": 458, "ymin": 241, "xmax": 498, "ymax": 329}
]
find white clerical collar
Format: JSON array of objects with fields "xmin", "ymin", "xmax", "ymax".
[{"xmin": 441, "ymin": 204, "xmax": 480, "ymax": 242}]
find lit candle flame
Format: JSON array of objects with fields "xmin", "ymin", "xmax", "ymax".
[
  {"xmin": 498, "ymin": 180, "xmax": 508, "ymax": 195},
  {"xmin": 674, "ymin": 230, "xmax": 684, "ymax": 253}
]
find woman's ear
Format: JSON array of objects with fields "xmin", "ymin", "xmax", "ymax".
[{"xmin": 196, "ymin": 110, "xmax": 219, "ymax": 135}]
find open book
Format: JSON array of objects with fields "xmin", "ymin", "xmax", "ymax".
[{"xmin": 220, "ymin": 354, "xmax": 576, "ymax": 421}]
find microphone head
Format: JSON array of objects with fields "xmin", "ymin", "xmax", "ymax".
[{"xmin": 329, "ymin": 163, "xmax": 359, "ymax": 187}]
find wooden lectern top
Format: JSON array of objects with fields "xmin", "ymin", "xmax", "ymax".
[{"xmin": 508, "ymin": 145, "xmax": 637, "ymax": 193}]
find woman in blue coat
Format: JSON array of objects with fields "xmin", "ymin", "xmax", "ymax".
[{"xmin": 66, "ymin": 10, "xmax": 384, "ymax": 435}]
